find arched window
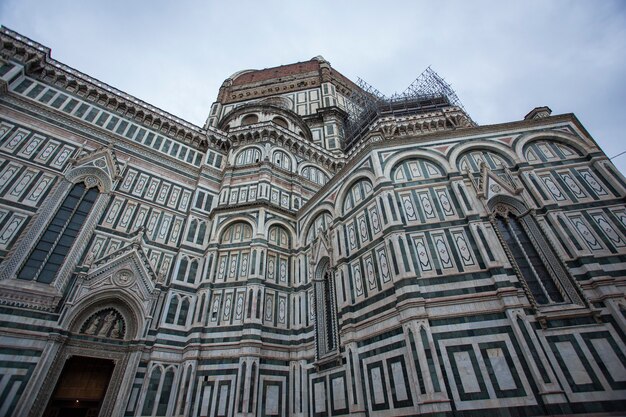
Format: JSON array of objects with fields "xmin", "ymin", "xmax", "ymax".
[
  {"xmin": 524, "ymin": 139, "xmax": 582, "ymax": 164},
  {"xmin": 235, "ymin": 147, "xmax": 261, "ymax": 166},
  {"xmin": 267, "ymin": 225, "xmax": 292, "ymax": 284},
  {"xmin": 241, "ymin": 114, "xmax": 259, "ymax": 125},
  {"xmin": 301, "ymin": 165, "xmax": 329, "ymax": 186},
  {"xmin": 272, "ymin": 117, "xmax": 288, "ymax": 129},
  {"xmin": 314, "ymin": 259, "xmax": 338, "ymax": 359},
  {"xmin": 342, "ymin": 179, "xmax": 373, "ymax": 213},
  {"xmin": 177, "ymin": 258, "xmax": 189, "ymax": 281},
  {"xmin": 196, "ymin": 293, "xmax": 206, "ymax": 323},
  {"xmin": 18, "ymin": 182, "xmax": 98, "ymax": 283},
  {"xmin": 186, "ymin": 219, "xmax": 197, "ymax": 242},
  {"xmin": 216, "ymin": 222, "xmax": 253, "ymax": 282},
  {"xmin": 392, "ymin": 158, "xmax": 445, "ymax": 183},
  {"xmin": 256, "ymin": 289, "xmax": 262, "ymax": 319},
  {"xmin": 272, "ymin": 149, "xmax": 292, "ymax": 171},
  {"xmin": 247, "ymin": 289, "xmax": 254, "ymax": 319},
  {"xmin": 248, "ymin": 363, "xmax": 257, "ymax": 413},
  {"xmin": 237, "ymin": 362, "xmax": 247, "ymax": 413},
  {"xmin": 268, "ymin": 224, "xmax": 291, "ymax": 249},
  {"xmin": 177, "ymin": 298, "xmax": 190, "ymax": 325},
  {"xmin": 187, "ymin": 260, "xmax": 199, "ymax": 284},
  {"xmin": 178, "ymin": 365, "xmax": 193, "ymax": 415},
  {"xmin": 196, "ymin": 222, "xmax": 206, "ymax": 244},
  {"xmin": 495, "ymin": 214, "xmax": 563, "ymax": 304},
  {"xmin": 458, "ymin": 149, "xmax": 511, "ymax": 173},
  {"xmin": 491, "ymin": 200, "xmax": 581, "ymax": 306},
  {"xmin": 141, "ymin": 366, "xmax": 162, "ymax": 416},
  {"xmin": 305, "ymin": 212, "xmax": 332, "ymax": 244},
  {"xmin": 220, "ymin": 222, "xmax": 253, "ymax": 244},
  {"xmin": 156, "ymin": 367, "xmax": 175, "ymax": 416},
  {"xmin": 165, "ymin": 296, "xmax": 179, "ymax": 324}
]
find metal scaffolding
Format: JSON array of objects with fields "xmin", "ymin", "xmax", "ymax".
[
  {"xmin": 393, "ymin": 67, "xmax": 465, "ymax": 108},
  {"xmin": 343, "ymin": 67, "xmax": 470, "ymax": 148}
]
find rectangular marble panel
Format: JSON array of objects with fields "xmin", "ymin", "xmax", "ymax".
[
  {"xmin": 454, "ymin": 351, "xmax": 481, "ymax": 393},
  {"xmin": 265, "ymin": 384, "xmax": 279, "ymax": 415},
  {"xmin": 0, "ymin": 164, "xmax": 20, "ymax": 197},
  {"xmin": 314, "ymin": 380, "xmax": 326, "ymax": 413},
  {"xmin": 486, "ymin": 348, "xmax": 516, "ymax": 390},
  {"xmin": 555, "ymin": 341, "xmax": 592, "ymax": 385},
  {"xmin": 371, "ymin": 366, "xmax": 385, "ymax": 404},
  {"xmin": 200, "ymin": 385, "xmax": 212, "ymax": 416},
  {"xmin": 332, "ymin": 376, "xmax": 346, "ymax": 410},
  {"xmin": 145, "ymin": 178, "xmax": 160, "ymax": 200},
  {"xmin": 24, "ymin": 173, "xmax": 54, "ymax": 205},
  {"xmin": 590, "ymin": 338, "xmax": 626, "ymax": 382},
  {"xmin": 34, "ymin": 139, "xmax": 59, "ymax": 164},
  {"xmin": 1, "ymin": 128, "xmax": 29, "ymax": 152},
  {"xmin": 217, "ymin": 383, "xmax": 229, "ymax": 416},
  {"xmin": 390, "ymin": 361, "xmax": 408, "ymax": 401},
  {"xmin": 17, "ymin": 133, "xmax": 45, "ymax": 158},
  {"xmin": 132, "ymin": 173, "xmax": 149, "ymax": 195}
]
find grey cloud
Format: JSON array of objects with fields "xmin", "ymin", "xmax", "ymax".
[{"xmin": 1, "ymin": 0, "xmax": 625, "ymax": 171}]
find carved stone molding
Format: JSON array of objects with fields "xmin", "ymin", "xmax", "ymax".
[
  {"xmin": 27, "ymin": 341, "xmax": 136, "ymax": 417},
  {"xmin": 0, "ymin": 27, "xmax": 219, "ymax": 151}
]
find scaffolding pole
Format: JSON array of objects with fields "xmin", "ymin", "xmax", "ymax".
[{"xmin": 343, "ymin": 67, "xmax": 471, "ymax": 147}]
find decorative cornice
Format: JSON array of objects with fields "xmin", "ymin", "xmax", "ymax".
[
  {"xmin": 228, "ymin": 122, "xmax": 345, "ymax": 172},
  {"xmin": 0, "ymin": 280, "xmax": 61, "ymax": 311},
  {"xmin": 216, "ymin": 57, "xmax": 363, "ymax": 106},
  {"xmin": 0, "ymin": 26, "xmax": 229, "ymax": 152},
  {"xmin": 297, "ymin": 113, "xmax": 586, "ymax": 215},
  {"xmin": 218, "ymin": 102, "xmax": 314, "ymax": 141},
  {"xmin": 220, "ymin": 73, "xmax": 320, "ymax": 104},
  {"xmin": 209, "ymin": 199, "xmax": 298, "ymax": 220},
  {"xmin": 346, "ymin": 106, "xmax": 473, "ymax": 156},
  {"xmin": 0, "ymin": 94, "xmax": 204, "ymax": 178}
]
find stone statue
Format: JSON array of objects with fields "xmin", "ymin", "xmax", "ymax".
[
  {"xmin": 110, "ymin": 319, "xmax": 123, "ymax": 339},
  {"xmin": 84, "ymin": 316, "xmax": 100, "ymax": 335},
  {"xmin": 97, "ymin": 311, "xmax": 116, "ymax": 337}
]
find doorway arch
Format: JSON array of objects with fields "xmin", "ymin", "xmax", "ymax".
[{"xmin": 27, "ymin": 297, "xmax": 143, "ymax": 417}]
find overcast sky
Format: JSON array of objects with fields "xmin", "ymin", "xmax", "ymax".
[{"xmin": 2, "ymin": 0, "xmax": 625, "ymax": 173}]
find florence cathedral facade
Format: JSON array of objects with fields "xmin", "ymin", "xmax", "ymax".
[{"xmin": 0, "ymin": 27, "xmax": 624, "ymax": 417}]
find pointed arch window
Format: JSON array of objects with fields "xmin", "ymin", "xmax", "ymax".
[
  {"xmin": 165, "ymin": 296, "xmax": 179, "ymax": 324},
  {"xmin": 196, "ymin": 222, "xmax": 206, "ymax": 244},
  {"xmin": 178, "ymin": 365, "xmax": 193, "ymax": 415},
  {"xmin": 18, "ymin": 182, "xmax": 98, "ymax": 283},
  {"xmin": 177, "ymin": 258, "xmax": 189, "ymax": 281},
  {"xmin": 156, "ymin": 367, "xmax": 175, "ymax": 416},
  {"xmin": 177, "ymin": 298, "xmax": 190, "ymax": 326},
  {"xmin": 186, "ymin": 219, "xmax": 197, "ymax": 242},
  {"xmin": 187, "ymin": 260, "xmax": 199, "ymax": 284},
  {"xmin": 237, "ymin": 362, "xmax": 247, "ymax": 413},
  {"xmin": 314, "ymin": 259, "xmax": 339, "ymax": 359},
  {"xmin": 323, "ymin": 270, "xmax": 336, "ymax": 351},
  {"xmin": 491, "ymin": 200, "xmax": 581, "ymax": 306},
  {"xmin": 141, "ymin": 366, "xmax": 162, "ymax": 416}
]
